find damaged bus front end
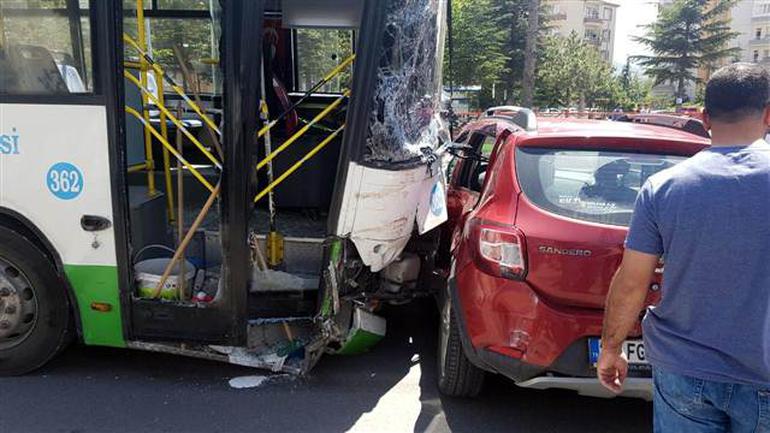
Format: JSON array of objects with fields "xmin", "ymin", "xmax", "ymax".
[{"xmin": 313, "ymin": 0, "xmax": 450, "ymax": 362}]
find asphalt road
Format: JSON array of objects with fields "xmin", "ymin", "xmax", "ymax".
[{"xmin": 0, "ymin": 302, "xmax": 652, "ymax": 433}]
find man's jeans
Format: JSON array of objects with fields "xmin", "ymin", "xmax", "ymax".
[{"xmin": 654, "ymin": 367, "xmax": 770, "ymax": 433}]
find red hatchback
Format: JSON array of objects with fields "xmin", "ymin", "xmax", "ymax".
[{"xmin": 437, "ymin": 108, "xmax": 710, "ymax": 400}]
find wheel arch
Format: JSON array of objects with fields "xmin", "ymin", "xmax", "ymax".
[{"xmin": 0, "ymin": 207, "xmax": 83, "ymax": 340}]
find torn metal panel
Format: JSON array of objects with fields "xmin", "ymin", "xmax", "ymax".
[
  {"xmin": 335, "ymin": 307, "xmax": 387, "ymax": 355},
  {"xmin": 335, "ymin": 161, "xmax": 446, "ymax": 272},
  {"xmin": 127, "ymin": 341, "xmax": 297, "ymax": 374},
  {"xmin": 211, "ymin": 345, "xmax": 291, "ymax": 373},
  {"xmin": 363, "ymin": 0, "xmax": 449, "ymax": 165}
]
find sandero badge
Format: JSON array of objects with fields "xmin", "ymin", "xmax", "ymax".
[
  {"xmin": 0, "ymin": 128, "xmax": 20, "ymax": 155},
  {"xmin": 538, "ymin": 245, "xmax": 593, "ymax": 257}
]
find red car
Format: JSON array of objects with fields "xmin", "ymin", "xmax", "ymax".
[{"xmin": 437, "ymin": 107, "xmax": 710, "ymax": 399}]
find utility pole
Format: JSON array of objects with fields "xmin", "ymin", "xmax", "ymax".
[{"xmin": 522, "ymin": 0, "xmax": 540, "ymax": 107}]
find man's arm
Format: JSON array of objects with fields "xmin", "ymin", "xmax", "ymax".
[{"xmin": 597, "ymin": 249, "xmax": 659, "ymax": 393}]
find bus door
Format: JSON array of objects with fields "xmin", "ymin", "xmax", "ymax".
[
  {"xmin": 0, "ymin": 1, "xmax": 130, "ymax": 347},
  {"xmin": 122, "ymin": 0, "xmax": 263, "ymax": 345}
]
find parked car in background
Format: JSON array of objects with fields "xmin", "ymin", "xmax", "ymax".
[
  {"xmin": 677, "ymin": 106, "xmax": 704, "ymax": 120},
  {"xmin": 437, "ymin": 108, "xmax": 710, "ymax": 400},
  {"xmin": 613, "ymin": 113, "xmax": 710, "ymax": 138}
]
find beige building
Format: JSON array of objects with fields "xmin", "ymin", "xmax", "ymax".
[
  {"xmin": 544, "ymin": 0, "xmax": 619, "ymax": 62},
  {"xmin": 732, "ymin": 0, "xmax": 753, "ymax": 63},
  {"xmin": 743, "ymin": 0, "xmax": 770, "ymax": 65}
]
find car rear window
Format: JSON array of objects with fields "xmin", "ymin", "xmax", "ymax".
[{"xmin": 516, "ymin": 148, "xmax": 687, "ymax": 226}]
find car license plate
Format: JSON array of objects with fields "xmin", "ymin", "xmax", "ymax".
[{"xmin": 588, "ymin": 338, "xmax": 648, "ymax": 366}]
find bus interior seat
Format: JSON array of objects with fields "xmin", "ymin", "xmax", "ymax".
[
  {"xmin": 6, "ymin": 45, "xmax": 68, "ymax": 94},
  {"xmin": 0, "ymin": 45, "xmax": 20, "ymax": 92}
]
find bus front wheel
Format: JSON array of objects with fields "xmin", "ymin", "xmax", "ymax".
[{"xmin": 0, "ymin": 227, "xmax": 71, "ymax": 376}]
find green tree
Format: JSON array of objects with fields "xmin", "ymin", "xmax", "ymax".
[
  {"xmin": 295, "ymin": 29, "xmax": 353, "ymax": 93},
  {"xmin": 494, "ymin": 0, "xmax": 551, "ymax": 105},
  {"xmin": 633, "ymin": 0, "xmax": 740, "ymax": 100},
  {"xmin": 535, "ymin": 33, "xmax": 618, "ymax": 109},
  {"xmin": 445, "ymin": 0, "xmax": 510, "ymax": 105},
  {"xmin": 617, "ymin": 59, "xmax": 653, "ymax": 110},
  {"xmin": 620, "ymin": 59, "xmax": 632, "ymax": 92},
  {"xmin": 521, "ymin": 0, "xmax": 540, "ymax": 107},
  {"xmin": 446, "ymin": 0, "xmax": 550, "ymax": 107}
]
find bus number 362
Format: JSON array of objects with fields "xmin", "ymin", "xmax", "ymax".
[{"xmin": 47, "ymin": 163, "xmax": 83, "ymax": 200}]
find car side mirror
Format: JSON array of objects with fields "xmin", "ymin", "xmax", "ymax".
[
  {"xmin": 447, "ymin": 142, "xmax": 472, "ymax": 156},
  {"xmin": 446, "ymin": 143, "xmax": 488, "ymax": 163}
]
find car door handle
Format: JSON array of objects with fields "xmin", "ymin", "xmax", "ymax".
[{"xmin": 80, "ymin": 215, "xmax": 112, "ymax": 232}]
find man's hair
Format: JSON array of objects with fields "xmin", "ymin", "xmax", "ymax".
[{"xmin": 705, "ymin": 63, "xmax": 770, "ymax": 123}]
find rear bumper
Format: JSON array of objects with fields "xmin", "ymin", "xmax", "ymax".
[
  {"xmin": 451, "ymin": 264, "xmax": 610, "ymax": 371},
  {"xmin": 449, "ymin": 269, "xmax": 650, "ymax": 398},
  {"xmin": 516, "ymin": 377, "xmax": 653, "ymax": 401}
]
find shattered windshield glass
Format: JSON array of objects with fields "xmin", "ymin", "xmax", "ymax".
[{"xmin": 363, "ymin": 0, "xmax": 448, "ymax": 165}]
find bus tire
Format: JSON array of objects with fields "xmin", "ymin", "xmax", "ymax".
[
  {"xmin": 437, "ymin": 285, "xmax": 484, "ymax": 398},
  {"xmin": 0, "ymin": 227, "xmax": 71, "ymax": 376}
]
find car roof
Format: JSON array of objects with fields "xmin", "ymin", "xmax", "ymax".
[
  {"xmin": 512, "ymin": 118, "xmax": 710, "ymax": 155},
  {"xmin": 531, "ymin": 118, "xmax": 708, "ymax": 141}
]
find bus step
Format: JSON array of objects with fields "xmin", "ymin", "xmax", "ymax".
[{"xmin": 250, "ymin": 270, "xmax": 319, "ymax": 292}]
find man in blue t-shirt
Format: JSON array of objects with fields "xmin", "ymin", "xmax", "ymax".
[{"xmin": 598, "ymin": 63, "xmax": 770, "ymax": 433}]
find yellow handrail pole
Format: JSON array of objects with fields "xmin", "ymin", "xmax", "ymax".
[
  {"xmin": 124, "ymin": 72, "xmax": 222, "ymax": 169},
  {"xmin": 135, "ymin": 0, "xmax": 155, "ymax": 195},
  {"xmin": 256, "ymin": 90, "xmax": 349, "ymax": 171},
  {"xmin": 156, "ymin": 68, "xmax": 176, "ymax": 223},
  {"xmin": 257, "ymin": 119, "xmax": 281, "ymax": 140},
  {"xmin": 127, "ymin": 162, "xmax": 149, "ymax": 173},
  {"xmin": 124, "ymin": 61, "xmax": 144, "ymax": 70},
  {"xmin": 125, "ymin": 107, "xmax": 216, "ymax": 193},
  {"xmin": 254, "ymin": 125, "xmax": 345, "ymax": 203},
  {"xmin": 123, "ymin": 34, "xmax": 221, "ymax": 137}
]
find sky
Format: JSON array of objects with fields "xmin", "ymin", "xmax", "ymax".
[{"xmin": 612, "ymin": 0, "xmax": 659, "ymax": 67}]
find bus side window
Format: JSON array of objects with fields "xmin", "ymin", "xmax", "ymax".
[
  {"xmin": 0, "ymin": 1, "xmax": 94, "ymax": 95},
  {"xmin": 294, "ymin": 28, "xmax": 354, "ymax": 94}
]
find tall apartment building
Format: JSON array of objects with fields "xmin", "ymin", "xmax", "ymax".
[
  {"xmin": 732, "ymin": 0, "xmax": 754, "ymax": 63},
  {"xmin": 743, "ymin": 0, "xmax": 770, "ymax": 65},
  {"xmin": 544, "ymin": 0, "xmax": 619, "ymax": 62}
]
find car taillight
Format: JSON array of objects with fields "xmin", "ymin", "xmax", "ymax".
[{"xmin": 467, "ymin": 218, "xmax": 527, "ymax": 280}]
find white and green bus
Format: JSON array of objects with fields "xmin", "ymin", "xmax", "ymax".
[{"xmin": 0, "ymin": 0, "xmax": 449, "ymax": 375}]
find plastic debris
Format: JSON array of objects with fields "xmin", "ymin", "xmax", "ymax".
[{"xmin": 228, "ymin": 375, "xmax": 269, "ymax": 389}]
